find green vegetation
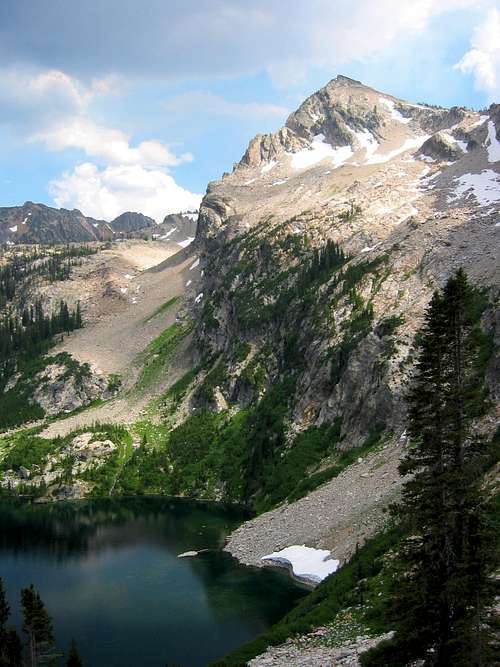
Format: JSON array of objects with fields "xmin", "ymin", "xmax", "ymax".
[
  {"xmin": 0, "ymin": 246, "xmax": 91, "ymax": 431},
  {"xmin": 161, "ymin": 380, "xmax": 383, "ymax": 512},
  {"xmin": 162, "ymin": 368, "xmax": 198, "ymax": 411},
  {"xmin": 136, "ymin": 321, "xmax": 191, "ymax": 389},
  {"xmin": 197, "ymin": 362, "xmax": 227, "ymax": 403},
  {"xmin": 0, "ymin": 352, "xmax": 91, "ymax": 431},
  {"xmin": 0, "ymin": 299, "xmax": 82, "ymax": 366},
  {"xmin": 258, "ymin": 420, "xmax": 342, "ymax": 507},
  {"xmin": 79, "ymin": 425, "xmax": 133, "ymax": 496},
  {"xmin": 0, "ymin": 431, "xmax": 54, "ymax": 473},
  {"xmin": 233, "ymin": 341, "xmax": 251, "ymax": 363},
  {"xmin": 287, "ymin": 422, "xmax": 385, "ymax": 502},
  {"xmin": 106, "ymin": 373, "xmax": 122, "ymax": 393},
  {"xmin": 143, "ymin": 296, "xmax": 179, "ymax": 323}
]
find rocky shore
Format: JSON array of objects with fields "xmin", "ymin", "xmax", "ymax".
[
  {"xmin": 225, "ymin": 438, "xmax": 405, "ymax": 575},
  {"xmin": 248, "ymin": 631, "xmax": 394, "ymax": 666}
]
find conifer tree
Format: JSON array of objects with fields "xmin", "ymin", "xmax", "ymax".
[
  {"xmin": 66, "ymin": 639, "xmax": 83, "ymax": 667},
  {"xmin": 0, "ymin": 578, "xmax": 22, "ymax": 667},
  {"xmin": 362, "ymin": 270, "xmax": 497, "ymax": 667},
  {"xmin": 21, "ymin": 585, "xmax": 56, "ymax": 667}
]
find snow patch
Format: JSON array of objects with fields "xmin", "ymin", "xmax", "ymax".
[
  {"xmin": 9, "ymin": 225, "xmax": 17, "ymax": 232},
  {"xmin": 183, "ymin": 212, "xmax": 198, "ymax": 221},
  {"xmin": 353, "ymin": 129, "xmax": 379, "ymax": 161},
  {"xmin": 448, "ymin": 170, "xmax": 500, "ymax": 207},
  {"xmin": 361, "ymin": 242, "xmax": 382, "ymax": 253},
  {"xmin": 124, "ymin": 274, "xmax": 134, "ymax": 280},
  {"xmin": 120, "ymin": 287, "xmax": 128, "ymax": 294},
  {"xmin": 485, "ymin": 121, "xmax": 500, "ymax": 163},
  {"xmin": 185, "ymin": 279, "xmax": 192, "ymax": 287},
  {"xmin": 379, "ymin": 97, "xmax": 411, "ymax": 124},
  {"xmin": 470, "ymin": 115, "xmax": 489, "ymax": 129},
  {"xmin": 442, "ymin": 130, "xmax": 468, "ymax": 154},
  {"xmin": 158, "ymin": 227, "xmax": 177, "ymax": 240},
  {"xmin": 244, "ymin": 178, "xmax": 257, "ymax": 185},
  {"xmin": 271, "ymin": 179, "xmax": 288, "ymax": 186},
  {"xmin": 189, "ymin": 258, "xmax": 200, "ymax": 271},
  {"xmin": 290, "ymin": 134, "xmax": 353, "ymax": 170},
  {"xmin": 262, "ymin": 545, "xmax": 340, "ymax": 585},
  {"xmin": 177, "ymin": 237, "xmax": 194, "ymax": 248},
  {"xmin": 366, "ymin": 135, "xmax": 430, "ymax": 165},
  {"xmin": 194, "ymin": 292, "xmax": 203, "ymax": 304},
  {"xmin": 261, "ymin": 160, "xmax": 278, "ymax": 174}
]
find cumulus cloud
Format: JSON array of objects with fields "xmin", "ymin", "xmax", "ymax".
[
  {"xmin": 32, "ymin": 118, "xmax": 192, "ymax": 168},
  {"xmin": 0, "ymin": 65, "xmax": 198, "ymax": 216},
  {"xmin": 454, "ymin": 7, "xmax": 500, "ymax": 101},
  {"xmin": 163, "ymin": 91, "xmax": 288, "ymax": 119},
  {"xmin": 49, "ymin": 163, "xmax": 202, "ymax": 222},
  {"xmin": 0, "ymin": 67, "xmax": 87, "ymax": 129},
  {"xmin": 0, "ymin": 1, "xmax": 482, "ymax": 87},
  {"xmin": 0, "ymin": 67, "xmax": 189, "ymax": 169}
]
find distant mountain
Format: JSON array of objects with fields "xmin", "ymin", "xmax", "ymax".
[
  {"xmin": 154, "ymin": 211, "xmax": 198, "ymax": 243},
  {"xmin": 109, "ymin": 212, "xmax": 156, "ymax": 234},
  {"xmin": 0, "ymin": 202, "xmax": 114, "ymax": 244},
  {"xmin": 0, "ymin": 202, "xmax": 199, "ymax": 245}
]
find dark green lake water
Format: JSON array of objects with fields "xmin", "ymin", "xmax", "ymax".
[{"xmin": 0, "ymin": 498, "xmax": 305, "ymax": 666}]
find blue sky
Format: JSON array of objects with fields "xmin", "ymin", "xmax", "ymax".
[{"xmin": 0, "ymin": 0, "xmax": 499, "ymax": 221}]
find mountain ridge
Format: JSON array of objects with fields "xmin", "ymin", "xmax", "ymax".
[{"xmin": 0, "ymin": 201, "xmax": 199, "ymax": 245}]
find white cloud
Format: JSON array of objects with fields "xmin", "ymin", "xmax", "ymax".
[
  {"xmin": 0, "ymin": 67, "xmax": 87, "ymax": 128},
  {"xmin": 454, "ymin": 7, "xmax": 500, "ymax": 100},
  {"xmin": 0, "ymin": 66, "xmax": 191, "ymax": 169},
  {"xmin": 49, "ymin": 163, "xmax": 202, "ymax": 222},
  {"xmin": 163, "ymin": 91, "xmax": 288, "ymax": 119},
  {"xmin": 32, "ymin": 118, "xmax": 192, "ymax": 168}
]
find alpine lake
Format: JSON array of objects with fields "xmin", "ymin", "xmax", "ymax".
[{"xmin": 0, "ymin": 497, "xmax": 306, "ymax": 666}]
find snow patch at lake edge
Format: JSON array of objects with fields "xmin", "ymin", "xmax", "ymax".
[{"xmin": 262, "ymin": 545, "xmax": 340, "ymax": 586}]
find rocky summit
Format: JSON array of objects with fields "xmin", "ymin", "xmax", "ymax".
[{"xmin": 190, "ymin": 74, "xmax": 499, "ymax": 562}]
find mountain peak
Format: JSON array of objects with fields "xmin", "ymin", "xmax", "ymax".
[{"xmin": 329, "ymin": 74, "xmax": 363, "ymax": 86}]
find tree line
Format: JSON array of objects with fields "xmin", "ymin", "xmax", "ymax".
[
  {"xmin": 0, "ymin": 246, "xmax": 96, "ymax": 309},
  {"xmin": 0, "ymin": 578, "xmax": 82, "ymax": 666},
  {"xmin": 0, "ymin": 300, "xmax": 82, "ymax": 365}
]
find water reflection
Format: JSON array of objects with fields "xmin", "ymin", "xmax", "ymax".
[{"xmin": 0, "ymin": 498, "xmax": 305, "ymax": 667}]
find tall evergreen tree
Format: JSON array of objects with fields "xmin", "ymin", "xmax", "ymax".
[
  {"xmin": 362, "ymin": 270, "xmax": 497, "ymax": 667},
  {"xmin": 66, "ymin": 639, "xmax": 83, "ymax": 667},
  {"xmin": 21, "ymin": 585, "xmax": 56, "ymax": 667},
  {"xmin": 0, "ymin": 579, "xmax": 22, "ymax": 667}
]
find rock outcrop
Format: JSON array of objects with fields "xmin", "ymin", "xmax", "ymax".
[{"xmin": 32, "ymin": 360, "xmax": 110, "ymax": 416}]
